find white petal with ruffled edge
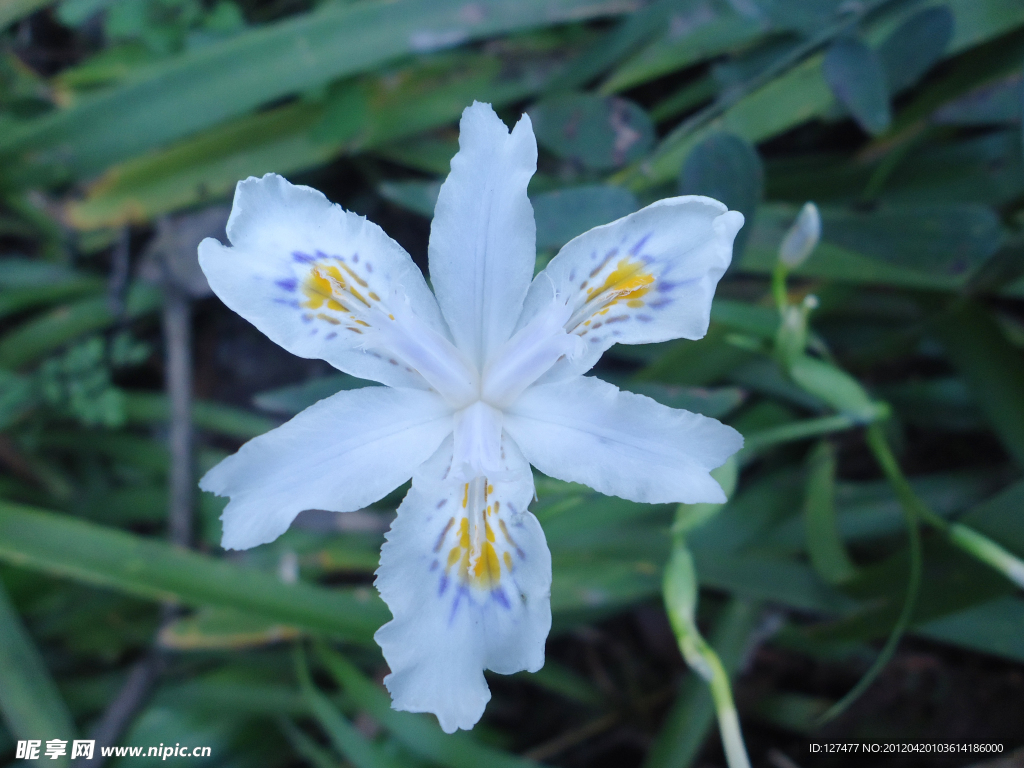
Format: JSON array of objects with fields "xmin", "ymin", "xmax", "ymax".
[
  {"xmin": 374, "ymin": 436, "xmax": 551, "ymax": 733},
  {"xmin": 504, "ymin": 376, "xmax": 743, "ymax": 505},
  {"xmin": 428, "ymin": 102, "xmax": 538, "ymax": 369},
  {"xmin": 201, "ymin": 387, "xmax": 453, "ymax": 550},
  {"xmin": 518, "ymin": 197, "xmax": 743, "ymax": 381},
  {"xmin": 199, "ymin": 173, "xmax": 451, "ymax": 390}
]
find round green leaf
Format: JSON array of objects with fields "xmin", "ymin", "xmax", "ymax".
[
  {"xmin": 528, "ymin": 92, "xmax": 654, "ymax": 170},
  {"xmin": 532, "ymin": 184, "xmax": 638, "ymax": 250},
  {"xmin": 878, "ymin": 6, "xmax": 954, "ymax": 95},
  {"xmin": 679, "ymin": 131, "xmax": 763, "ymax": 258},
  {"xmin": 822, "ymin": 37, "xmax": 892, "ymax": 136}
]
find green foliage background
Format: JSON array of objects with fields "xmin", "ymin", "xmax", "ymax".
[{"xmin": 0, "ymin": 0, "xmax": 1023, "ymax": 765}]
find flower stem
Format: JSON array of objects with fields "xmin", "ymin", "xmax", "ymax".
[
  {"xmin": 663, "ymin": 543, "xmax": 752, "ymax": 768},
  {"xmin": 948, "ymin": 523, "xmax": 1024, "ymax": 590},
  {"xmin": 867, "ymin": 423, "xmax": 1024, "ymax": 590},
  {"xmin": 816, "ymin": 428, "xmax": 923, "ymax": 723},
  {"xmin": 700, "ymin": 638, "xmax": 752, "ymax": 768}
]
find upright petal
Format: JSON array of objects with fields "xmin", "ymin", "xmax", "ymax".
[
  {"xmin": 201, "ymin": 387, "xmax": 453, "ymax": 550},
  {"xmin": 504, "ymin": 376, "xmax": 742, "ymax": 505},
  {"xmin": 518, "ymin": 196, "xmax": 743, "ymax": 380},
  {"xmin": 199, "ymin": 173, "xmax": 451, "ymax": 390},
  {"xmin": 428, "ymin": 102, "xmax": 538, "ymax": 369},
  {"xmin": 375, "ymin": 436, "xmax": 551, "ymax": 733}
]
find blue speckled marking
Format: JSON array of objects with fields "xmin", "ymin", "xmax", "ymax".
[
  {"xmin": 629, "ymin": 232, "xmax": 652, "ymax": 255},
  {"xmin": 292, "ymin": 251, "xmax": 314, "ymax": 264},
  {"xmin": 492, "ymin": 587, "xmax": 511, "ymax": 609},
  {"xmin": 352, "ymin": 253, "xmax": 359, "ymax": 263},
  {"xmin": 438, "ymin": 573, "xmax": 449, "ymax": 597},
  {"xmin": 273, "ymin": 298, "xmax": 300, "ymax": 308},
  {"xmin": 636, "ymin": 314, "xmax": 654, "ymax": 323},
  {"xmin": 449, "ymin": 585, "xmax": 469, "ymax": 625},
  {"xmin": 325, "ymin": 332, "xmax": 338, "ymax": 340},
  {"xmin": 276, "ymin": 277, "xmax": 297, "ymax": 292}
]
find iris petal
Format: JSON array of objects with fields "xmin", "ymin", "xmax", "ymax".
[
  {"xmin": 518, "ymin": 196, "xmax": 743, "ymax": 382},
  {"xmin": 375, "ymin": 436, "xmax": 551, "ymax": 733},
  {"xmin": 199, "ymin": 173, "xmax": 452, "ymax": 390},
  {"xmin": 505, "ymin": 375, "xmax": 743, "ymax": 505},
  {"xmin": 200, "ymin": 386, "xmax": 453, "ymax": 550},
  {"xmin": 428, "ymin": 102, "xmax": 538, "ymax": 369}
]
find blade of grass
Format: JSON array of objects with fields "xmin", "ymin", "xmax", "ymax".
[
  {"xmin": 315, "ymin": 642, "xmax": 543, "ymax": 768},
  {"xmin": 803, "ymin": 442, "xmax": 857, "ymax": 585},
  {"xmin": 296, "ymin": 646, "xmax": 403, "ymax": 768},
  {"xmin": 0, "ymin": 283, "xmax": 161, "ymax": 369},
  {"xmin": 278, "ymin": 717, "xmax": 347, "ymax": 768},
  {"xmin": 815, "ymin": 423, "xmax": 924, "ymax": 724},
  {"xmin": 123, "ymin": 391, "xmax": 278, "ymax": 440},
  {"xmin": 0, "ymin": 501, "xmax": 388, "ymax": 643},
  {"xmin": 0, "ymin": 0, "xmax": 640, "ymax": 182},
  {"xmin": 0, "ymin": 580, "xmax": 76, "ymax": 747},
  {"xmin": 934, "ymin": 300, "xmax": 1024, "ymax": 468}
]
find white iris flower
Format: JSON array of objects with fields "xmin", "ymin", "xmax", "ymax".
[{"xmin": 198, "ymin": 102, "xmax": 744, "ymax": 733}]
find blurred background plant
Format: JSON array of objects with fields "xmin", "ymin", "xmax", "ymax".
[{"xmin": 0, "ymin": 0, "xmax": 1023, "ymax": 766}]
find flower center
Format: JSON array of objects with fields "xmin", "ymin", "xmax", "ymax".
[
  {"xmin": 303, "ymin": 262, "xmax": 479, "ymax": 407},
  {"xmin": 480, "ymin": 296, "xmax": 584, "ymax": 409}
]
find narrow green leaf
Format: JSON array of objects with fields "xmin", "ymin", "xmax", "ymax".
[
  {"xmin": 0, "ymin": 368, "xmax": 36, "ymax": 430},
  {"xmin": 598, "ymin": 378, "xmax": 745, "ymax": 419},
  {"xmin": 932, "ymin": 71, "xmax": 1023, "ymax": 127},
  {"xmin": 252, "ymin": 374, "xmax": 368, "ymax": 416},
  {"xmin": 297, "ymin": 648, "xmax": 403, "ymax": 768},
  {"xmin": 822, "ymin": 37, "xmax": 892, "ymax": 135},
  {"xmin": 316, "ymin": 644, "xmax": 542, "ymax": 768},
  {"xmin": 0, "ymin": 283, "xmax": 161, "ymax": 369},
  {"xmin": 617, "ymin": 0, "xmax": 1024, "ymax": 191},
  {"xmin": 0, "ymin": 278, "xmax": 105, "ymax": 322},
  {"xmin": 0, "ymin": 501, "xmax": 388, "ymax": 643},
  {"xmin": 601, "ymin": 7, "xmax": 764, "ymax": 94},
  {"xmin": 787, "ymin": 355, "xmax": 880, "ymax": 422},
  {"xmin": 756, "ymin": 0, "xmax": 844, "ymax": 32},
  {"xmin": 123, "ymin": 391, "xmax": 278, "ymax": 439},
  {"xmin": 803, "ymin": 442, "xmax": 857, "ymax": 585},
  {"xmin": 694, "ymin": 551, "xmax": 854, "ymax": 614},
  {"xmin": 159, "ymin": 607, "xmax": 302, "ymax": 651},
  {"xmin": 878, "ymin": 6, "xmax": 954, "ymax": 94},
  {"xmin": 64, "ymin": 45, "xmax": 555, "ymax": 228},
  {"xmin": 934, "ymin": 301, "xmax": 1024, "ymax": 467},
  {"xmin": 809, "ymin": 537, "xmax": 1009, "ymax": 646},
  {"xmin": 378, "ymin": 179, "xmax": 443, "ymax": 218},
  {"xmin": 1, "ymin": 0, "xmax": 640, "ymax": 182},
  {"xmin": 960, "ymin": 479, "xmax": 1024, "ymax": 554},
  {"xmin": 549, "ymin": 0, "xmax": 687, "ymax": 92},
  {"xmin": 0, "ymin": 580, "xmax": 76, "ymax": 746},
  {"xmin": 514, "ymin": 660, "xmax": 603, "ymax": 707},
  {"xmin": 679, "ymin": 132, "xmax": 762, "ymax": 258},
  {"xmin": 278, "ymin": 717, "xmax": 347, "ymax": 768},
  {"xmin": 917, "ymin": 595, "xmax": 1024, "ymax": 664}
]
